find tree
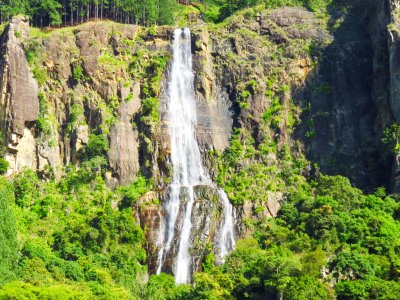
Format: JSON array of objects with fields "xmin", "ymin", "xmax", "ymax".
[
  {"xmin": 382, "ymin": 123, "xmax": 400, "ymax": 153},
  {"xmin": 157, "ymin": 0, "xmax": 176, "ymax": 25}
]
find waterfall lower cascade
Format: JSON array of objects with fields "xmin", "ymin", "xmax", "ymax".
[{"xmin": 156, "ymin": 28, "xmax": 236, "ymax": 284}]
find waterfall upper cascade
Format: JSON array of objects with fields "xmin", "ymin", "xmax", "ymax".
[{"xmin": 155, "ymin": 28, "xmax": 236, "ymax": 284}]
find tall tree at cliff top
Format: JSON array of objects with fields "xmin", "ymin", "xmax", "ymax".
[
  {"xmin": 0, "ymin": 0, "xmax": 177, "ymax": 26},
  {"xmin": 0, "ymin": 0, "xmax": 335, "ymax": 26}
]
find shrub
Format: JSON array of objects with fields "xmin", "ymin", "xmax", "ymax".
[
  {"xmin": 78, "ymin": 134, "xmax": 109, "ymax": 161},
  {"xmin": 0, "ymin": 158, "xmax": 9, "ymax": 174},
  {"xmin": 72, "ymin": 63, "xmax": 86, "ymax": 84},
  {"xmin": 122, "ymin": 175, "xmax": 152, "ymax": 207},
  {"xmin": 66, "ymin": 104, "xmax": 85, "ymax": 134}
]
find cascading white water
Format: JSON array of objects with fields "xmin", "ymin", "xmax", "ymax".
[
  {"xmin": 156, "ymin": 28, "xmax": 235, "ymax": 284},
  {"xmin": 217, "ymin": 190, "xmax": 236, "ymax": 260}
]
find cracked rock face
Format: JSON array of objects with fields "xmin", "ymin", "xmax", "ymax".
[
  {"xmin": 108, "ymin": 82, "xmax": 141, "ymax": 185},
  {"xmin": 0, "ymin": 16, "xmax": 39, "ymax": 174},
  {"xmin": 0, "ymin": 16, "xmax": 39, "ymax": 135}
]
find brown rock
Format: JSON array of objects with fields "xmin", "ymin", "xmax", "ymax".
[
  {"xmin": 0, "ymin": 16, "xmax": 39, "ymax": 136},
  {"xmin": 108, "ymin": 84, "xmax": 141, "ymax": 185}
]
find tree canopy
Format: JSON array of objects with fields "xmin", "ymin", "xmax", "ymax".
[
  {"xmin": 0, "ymin": 0, "xmax": 335, "ymax": 27},
  {"xmin": 0, "ymin": 0, "xmax": 178, "ymax": 26}
]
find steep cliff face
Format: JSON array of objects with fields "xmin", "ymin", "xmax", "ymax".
[
  {"xmin": 139, "ymin": 7, "xmax": 333, "ymax": 274},
  {"xmin": 387, "ymin": 0, "xmax": 400, "ymax": 191},
  {"xmin": 1, "ymin": 4, "xmax": 395, "ymax": 190},
  {"xmin": 0, "ymin": 16, "xmax": 39, "ymax": 174},
  {"xmin": 298, "ymin": 0, "xmax": 400, "ymax": 191},
  {"xmin": 388, "ymin": 0, "xmax": 400, "ymax": 122},
  {"xmin": 0, "ymin": 18, "xmax": 174, "ymax": 184}
]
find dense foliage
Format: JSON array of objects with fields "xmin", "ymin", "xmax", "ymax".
[
  {"xmin": 199, "ymin": 0, "xmax": 334, "ymax": 22},
  {"xmin": 0, "ymin": 177, "xmax": 18, "ymax": 285},
  {"xmin": 0, "ymin": 0, "xmax": 336, "ymax": 27},
  {"xmin": 0, "ymin": 0, "xmax": 178, "ymax": 26},
  {"xmin": 0, "ymin": 162, "xmax": 196, "ymax": 299},
  {"xmin": 0, "ymin": 166, "xmax": 150, "ymax": 299},
  {"xmin": 2, "ymin": 165, "xmax": 399, "ymax": 299},
  {"xmin": 185, "ymin": 177, "xmax": 400, "ymax": 299}
]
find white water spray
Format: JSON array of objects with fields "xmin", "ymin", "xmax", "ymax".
[{"xmin": 156, "ymin": 28, "xmax": 235, "ymax": 284}]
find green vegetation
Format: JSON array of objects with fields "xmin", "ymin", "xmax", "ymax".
[
  {"xmin": 0, "ymin": 0, "xmax": 340, "ymax": 28},
  {"xmin": 0, "ymin": 168, "xmax": 147, "ymax": 298},
  {"xmin": 121, "ymin": 175, "xmax": 153, "ymax": 207},
  {"xmin": 0, "ymin": 166, "xmax": 199, "ymax": 299},
  {"xmin": 0, "ymin": 0, "xmax": 177, "ymax": 27},
  {"xmin": 183, "ymin": 176, "xmax": 400, "ymax": 299},
  {"xmin": 35, "ymin": 92, "xmax": 59, "ymax": 149},
  {"xmin": 382, "ymin": 123, "xmax": 400, "ymax": 153},
  {"xmin": 78, "ymin": 133, "xmax": 109, "ymax": 161},
  {"xmin": 72, "ymin": 62, "xmax": 88, "ymax": 84},
  {"xmin": 0, "ymin": 177, "xmax": 18, "ymax": 285},
  {"xmin": 0, "ymin": 158, "xmax": 9, "ymax": 174},
  {"xmin": 2, "ymin": 160, "xmax": 399, "ymax": 299},
  {"xmin": 199, "ymin": 0, "xmax": 334, "ymax": 23},
  {"xmin": 66, "ymin": 104, "xmax": 85, "ymax": 135}
]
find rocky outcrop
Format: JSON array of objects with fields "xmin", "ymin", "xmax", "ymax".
[
  {"xmin": 108, "ymin": 82, "xmax": 141, "ymax": 185},
  {"xmin": 0, "ymin": 20, "xmax": 173, "ymax": 184},
  {"xmin": 136, "ymin": 191, "xmax": 163, "ymax": 273},
  {"xmin": 191, "ymin": 27, "xmax": 233, "ymax": 153},
  {"xmin": 0, "ymin": 16, "xmax": 39, "ymax": 174}
]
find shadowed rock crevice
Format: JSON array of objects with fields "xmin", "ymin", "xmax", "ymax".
[{"xmin": 297, "ymin": 0, "xmax": 394, "ymax": 191}]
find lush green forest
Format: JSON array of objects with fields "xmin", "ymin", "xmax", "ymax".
[
  {"xmin": 0, "ymin": 0, "xmax": 334, "ymax": 27},
  {"xmin": 1, "ymin": 161, "xmax": 400, "ymax": 299}
]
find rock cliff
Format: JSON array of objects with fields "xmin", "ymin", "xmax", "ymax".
[
  {"xmin": 297, "ymin": 0, "xmax": 395, "ymax": 190},
  {"xmin": 0, "ymin": 16, "xmax": 39, "ymax": 174}
]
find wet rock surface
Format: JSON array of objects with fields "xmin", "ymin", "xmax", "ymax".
[{"xmin": 139, "ymin": 184, "xmax": 234, "ymax": 276}]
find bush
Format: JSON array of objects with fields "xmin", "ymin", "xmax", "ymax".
[
  {"xmin": 66, "ymin": 104, "xmax": 85, "ymax": 134},
  {"xmin": 0, "ymin": 158, "xmax": 9, "ymax": 174},
  {"xmin": 122, "ymin": 175, "xmax": 152, "ymax": 207},
  {"xmin": 78, "ymin": 134, "xmax": 109, "ymax": 161},
  {"xmin": 13, "ymin": 169, "xmax": 40, "ymax": 207},
  {"xmin": 72, "ymin": 63, "xmax": 87, "ymax": 84}
]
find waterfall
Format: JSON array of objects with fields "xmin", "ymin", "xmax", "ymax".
[
  {"xmin": 216, "ymin": 190, "xmax": 236, "ymax": 260},
  {"xmin": 156, "ymin": 28, "xmax": 236, "ymax": 284}
]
